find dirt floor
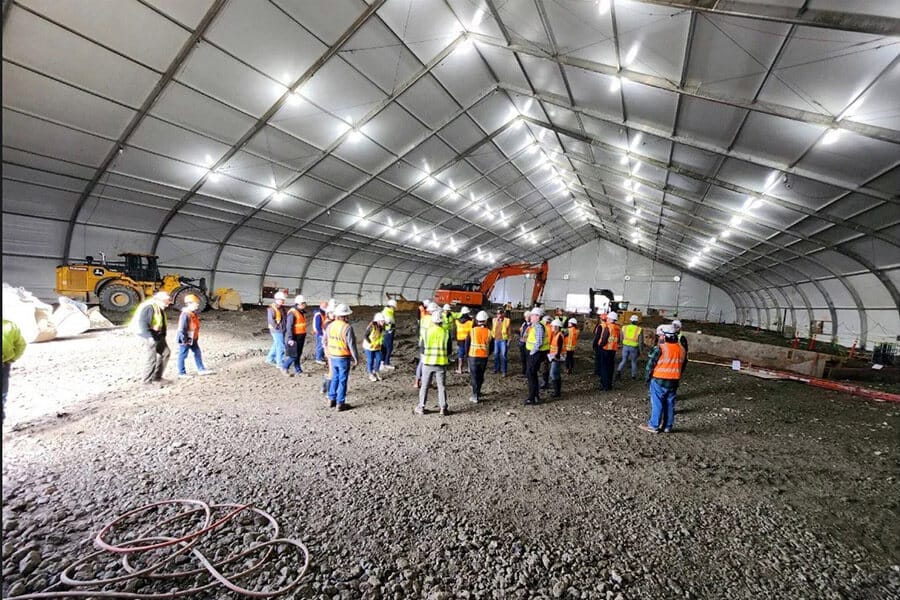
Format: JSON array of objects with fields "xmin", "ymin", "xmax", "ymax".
[{"xmin": 2, "ymin": 308, "xmax": 899, "ymax": 599}]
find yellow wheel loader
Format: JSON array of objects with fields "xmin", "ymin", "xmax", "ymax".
[{"xmin": 55, "ymin": 253, "xmax": 208, "ymax": 314}]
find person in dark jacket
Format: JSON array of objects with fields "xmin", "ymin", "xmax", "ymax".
[
  {"xmin": 133, "ymin": 291, "xmax": 172, "ymax": 384},
  {"xmin": 282, "ymin": 295, "xmax": 308, "ymax": 376}
]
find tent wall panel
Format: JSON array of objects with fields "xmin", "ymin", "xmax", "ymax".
[
  {"xmin": 834, "ymin": 309, "xmax": 863, "ymax": 349},
  {"xmin": 843, "ymin": 273, "xmax": 894, "ymax": 307},
  {"xmin": 2, "ymin": 180, "xmax": 79, "ymax": 220},
  {"xmin": 300, "ymin": 279, "xmax": 332, "ymax": 303},
  {"xmin": 268, "ymin": 253, "xmax": 309, "ymax": 279},
  {"xmin": 156, "ymin": 237, "xmax": 218, "ymax": 272},
  {"xmin": 213, "ymin": 272, "xmax": 263, "ymax": 305},
  {"xmin": 69, "ymin": 225, "xmax": 154, "ymax": 262},
  {"xmin": 1, "ymin": 255, "xmax": 60, "ymax": 299},
  {"xmin": 864, "ymin": 309, "xmax": 900, "ymax": 349},
  {"xmin": 217, "ymin": 246, "xmax": 268, "ymax": 273}
]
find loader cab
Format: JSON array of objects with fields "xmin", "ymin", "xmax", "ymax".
[{"xmin": 120, "ymin": 253, "xmax": 161, "ymax": 283}]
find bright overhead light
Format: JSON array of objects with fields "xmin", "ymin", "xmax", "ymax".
[
  {"xmin": 424, "ymin": 175, "xmax": 436, "ymax": 187},
  {"xmin": 721, "ymin": 229, "xmax": 731, "ymax": 238},
  {"xmin": 620, "ymin": 154, "xmax": 629, "ymax": 165},
  {"xmin": 742, "ymin": 196, "xmax": 755, "ymax": 211},
  {"xmin": 597, "ymin": 0, "xmax": 610, "ymax": 15},
  {"xmin": 207, "ymin": 170, "xmax": 220, "ymax": 183},
  {"xmin": 635, "ymin": 207, "xmax": 642, "ymax": 216},
  {"xmin": 626, "ymin": 195, "xmax": 634, "ymax": 203},
  {"xmin": 708, "ymin": 236, "xmax": 717, "ymax": 244},
  {"xmin": 609, "ymin": 76, "xmax": 621, "ymax": 93},
  {"xmin": 624, "ymin": 44, "xmax": 640, "ymax": 66},
  {"xmin": 730, "ymin": 216, "xmax": 743, "ymax": 227},
  {"xmin": 821, "ymin": 129, "xmax": 841, "ymax": 145},
  {"xmin": 287, "ymin": 92, "xmax": 302, "ymax": 106},
  {"xmin": 628, "ymin": 216, "xmax": 637, "ymax": 225},
  {"xmin": 347, "ymin": 128, "xmax": 363, "ymax": 143},
  {"xmin": 272, "ymin": 191, "xmax": 284, "ymax": 201}
]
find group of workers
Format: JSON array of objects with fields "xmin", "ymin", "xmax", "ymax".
[{"xmin": 125, "ymin": 288, "xmax": 686, "ymax": 432}]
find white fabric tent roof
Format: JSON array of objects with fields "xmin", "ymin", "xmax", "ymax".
[{"xmin": 2, "ymin": 0, "xmax": 898, "ymax": 345}]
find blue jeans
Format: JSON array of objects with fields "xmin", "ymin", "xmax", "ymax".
[
  {"xmin": 314, "ymin": 333, "xmax": 325, "ymax": 362},
  {"xmin": 267, "ymin": 331, "xmax": 285, "ymax": 365},
  {"xmin": 328, "ymin": 357, "xmax": 351, "ymax": 405},
  {"xmin": 549, "ymin": 359, "xmax": 561, "ymax": 382},
  {"xmin": 365, "ymin": 349, "xmax": 381, "ymax": 374},
  {"xmin": 649, "ymin": 379, "xmax": 677, "ymax": 431},
  {"xmin": 381, "ymin": 329, "xmax": 394, "ymax": 365},
  {"xmin": 618, "ymin": 346, "xmax": 639, "ymax": 378},
  {"xmin": 493, "ymin": 340, "xmax": 508, "ymax": 374},
  {"xmin": 177, "ymin": 340, "xmax": 205, "ymax": 374}
]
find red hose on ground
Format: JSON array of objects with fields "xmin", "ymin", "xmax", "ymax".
[{"xmin": 691, "ymin": 359, "xmax": 900, "ymax": 403}]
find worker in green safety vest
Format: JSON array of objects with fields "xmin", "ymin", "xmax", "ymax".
[{"xmin": 415, "ymin": 310, "xmax": 450, "ymax": 416}]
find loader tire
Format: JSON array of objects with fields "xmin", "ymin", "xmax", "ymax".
[
  {"xmin": 99, "ymin": 283, "xmax": 140, "ymax": 313},
  {"xmin": 172, "ymin": 286, "xmax": 209, "ymax": 312}
]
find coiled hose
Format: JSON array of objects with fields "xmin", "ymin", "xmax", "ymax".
[{"xmin": 4, "ymin": 499, "xmax": 310, "ymax": 599}]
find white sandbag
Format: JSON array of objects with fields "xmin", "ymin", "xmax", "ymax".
[
  {"xmin": 87, "ymin": 307, "xmax": 115, "ymax": 329},
  {"xmin": 51, "ymin": 296, "xmax": 92, "ymax": 337},
  {"xmin": 2, "ymin": 282, "xmax": 57, "ymax": 343}
]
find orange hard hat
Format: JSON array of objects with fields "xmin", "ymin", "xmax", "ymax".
[{"xmin": 184, "ymin": 294, "xmax": 200, "ymax": 304}]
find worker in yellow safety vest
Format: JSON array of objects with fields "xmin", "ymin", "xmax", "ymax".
[
  {"xmin": 415, "ymin": 310, "xmax": 450, "ymax": 416},
  {"xmin": 523, "ymin": 307, "xmax": 549, "ymax": 405},
  {"xmin": 325, "ymin": 304, "xmax": 358, "ymax": 412},
  {"xmin": 547, "ymin": 319, "xmax": 565, "ymax": 398},
  {"xmin": 616, "ymin": 314, "xmax": 642, "ymax": 381},
  {"xmin": 454, "ymin": 306, "xmax": 473, "ymax": 374},
  {"xmin": 380, "ymin": 299, "xmax": 397, "ymax": 371},
  {"xmin": 133, "ymin": 290, "xmax": 172, "ymax": 385},
  {"xmin": 491, "ymin": 308, "xmax": 511, "ymax": 376}
]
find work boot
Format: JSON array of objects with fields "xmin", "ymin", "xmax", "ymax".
[
  {"xmin": 374, "ymin": 371, "xmax": 382, "ymax": 381},
  {"xmin": 439, "ymin": 407, "xmax": 450, "ymax": 416},
  {"xmin": 615, "ymin": 370, "xmax": 622, "ymax": 381},
  {"xmin": 552, "ymin": 380, "xmax": 561, "ymax": 398},
  {"xmin": 328, "ymin": 400, "xmax": 336, "ymax": 408},
  {"xmin": 368, "ymin": 373, "xmax": 377, "ymax": 382},
  {"xmin": 414, "ymin": 406, "xmax": 425, "ymax": 415},
  {"xmin": 469, "ymin": 395, "xmax": 477, "ymax": 403},
  {"xmin": 336, "ymin": 403, "xmax": 350, "ymax": 412}
]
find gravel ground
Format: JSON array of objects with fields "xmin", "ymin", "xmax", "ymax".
[{"xmin": 2, "ymin": 308, "xmax": 899, "ymax": 599}]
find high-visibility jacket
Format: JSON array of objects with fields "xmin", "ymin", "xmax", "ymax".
[
  {"xmin": 288, "ymin": 307, "xmax": 307, "ymax": 335},
  {"xmin": 423, "ymin": 322, "xmax": 449, "ymax": 366},
  {"xmin": 268, "ymin": 304, "xmax": 284, "ymax": 331},
  {"xmin": 2, "ymin": 320, "xmax": 26, "ymax": 364},
  {"xmin": 548, "ymin": 330, "xmax": 565, "ymax": 360},
  {"xmin": 418, "ymin": 314, "xmax": 431, "ymax": 346},
  {"xmin": 525, "ymin": 322, "xmax": 550, "ymax": 351},
  {"xmin": 602, "ymin": 323, "xmax": 620, "ymax": 351},
  {"xmin": 622, "ymin": 324, "xmax": 641, "ymax": 347},
  {"xmin": 456, "ymin": 318, "xmax": 473, "ymax": 341},
  {"xmin": 468, "ymin": 326, "xmax": 491, "ymax": 358},
  {"xmin": 652, "ymin": 342, "xmax": 685, "ymax": 380},
  {"xmin": 492, "ymin": 317, "xmax": 510, "ymax": 340},
  {"xmin": 564, "ymin": 327, "xmax": 579, "ymax": 351},
  {"xmin": 180, "ymin": 309, "xmax": 200, "ymax": 341},
  {"xmin": 327, "ymin": 320, "xmax": 352, "ymax": 357},
  {"xmin": 382, "ymin": 306, "xmax": 395, "ymax": 330},
  {"xmin": 363, "ymin": 323, "xmax": 384, "ymax": 351},
  {"xmin": 131, "ymin": 299, "xmax": 166, "ymax": 337}
]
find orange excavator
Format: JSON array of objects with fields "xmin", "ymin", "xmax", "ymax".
[{"xmin": 435, "ymin": 261, "xmax": 549, "ymax": 308}]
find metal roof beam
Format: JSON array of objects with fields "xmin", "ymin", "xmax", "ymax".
[
  {"xmin": 630, "ymin": 0, "xmax": 900, "ymax": 37},
  {"xmin": 471, "ymin": 33, "xmax": 900, "ymax": 145}
]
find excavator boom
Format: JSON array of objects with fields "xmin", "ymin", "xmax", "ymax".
[{"xmin": 480, "ymin": 261, "xmax": 549, "ymax": 306}]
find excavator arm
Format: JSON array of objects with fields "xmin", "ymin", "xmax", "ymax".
[{"xmin": 480, "ymin": 261, "xmax": 549, "ymax": 306}]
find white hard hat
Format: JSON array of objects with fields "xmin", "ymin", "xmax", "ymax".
[
  {"xmin": 630, "ymin": 314, "xmax": 639, "ymax": 323},
  {"xmin": 607, "ymin": 311, "xmax": 618, "ymax": 322},
  {"xmin": 542, "ymin": 315, "xmax": 552, "ymax": 323},
  {"xmin": 154, "ymin": 291, "xmax": 171, "ymax": 301},
  {"xmin": 334, "ymin": 303, "xmax": 352, "ymax": 316},
  {"xmin": 442, "ymin": 304, "xmax": 451, "ymax": 311},
  {"xmin": 656, "ymin": 325, "xmax": 668, "ymax": 336},
  {"xmin": 373, "ymin": 312, "xmax": 385, "ymax": 322},
  {"xmin": 672, "ymin": 319, "xmax": 682, "ymax": 330},
  {"xmin": 568, "ymin": 318, "xmax": 577, "ymax": 325},
  {"xmin": 387, "ymin": 299, "xmax": 397, "ymax": 308},
  {"xmin": 428, "ymin": 302, "xmax": 440, "ymax": 313},
  {"xmin": 431, "ymin": 310, "xmax": 443, "ymax": 324},
  {"xmin": 476, "ymin": 310, "xmax": 488, "ymax": 322},
  {"xmin": 274, "ymin": 291, "xmax": 287, "ymax": 300},
  {"xmin": 529, "ymin": 307, "xmax": 544, "ymax": 317},
  {"xmin": 551, "ymin": 319, "xmax": 562, "ymax": 328},
  {"xmin": 460, "ymin": 306, "xmax": 471, "ymax": 315},
  {"xmin": 294, "ymin": 295, "xmax": 305, "ymax": 305}
]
